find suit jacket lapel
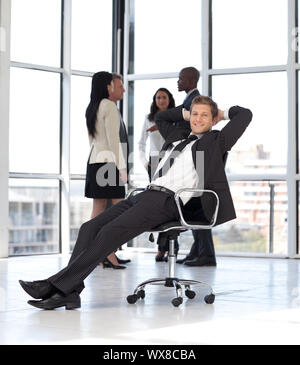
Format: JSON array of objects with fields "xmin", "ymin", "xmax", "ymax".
[
  {"xmin": 191, "ymin": 131, "xmax": 212, "ymax": 168},
  {"xmin": 161, "ymin": 129, "xmax": 190, "ymax": 151}
]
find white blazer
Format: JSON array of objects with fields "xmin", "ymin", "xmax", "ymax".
[{"xmin": 88, "ymin": 99, "xmax": 127, "ymax": 171}]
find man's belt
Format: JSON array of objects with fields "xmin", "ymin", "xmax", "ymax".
[{"xmin": 146, "ymin": 185, "xmax": 175, "ymax": 196}]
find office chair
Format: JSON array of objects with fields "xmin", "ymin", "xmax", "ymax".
[{"xmin": 126, "ymin": 187, "xmax": 219, "ymax": 307}]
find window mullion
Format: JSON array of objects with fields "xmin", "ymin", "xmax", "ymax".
[{"xmin": 60, "ymin": 0, "xmax": 71, "ymax": 256}]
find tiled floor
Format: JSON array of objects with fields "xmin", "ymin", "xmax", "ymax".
[{"xmin": 0, "ymin": 251, "xmax": 300, "ymax": 345}]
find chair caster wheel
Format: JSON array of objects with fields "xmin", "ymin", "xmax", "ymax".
[
  {"xmin": 185, "ymin": 289, "xmax": 196, "ymax": 299},
  {"xmin": 204, "ymin": 293, "xmax": 215, "ymax": 304},
  {"xmin": 127, "ymin": 294, "xmax": 138, "ymax": 304},
  {"xmin": 171, "ymin": 297, "xmax": 183, "ymax": 307},
  {"xmin": 137, "ymin": 289, "xmax": 145, "ymax": 299}
]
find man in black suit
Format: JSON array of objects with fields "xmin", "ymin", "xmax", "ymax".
[
  {"xmin": 19, "ymin": 96, "xmax": 252, "ymax": 310},
  {"xmin": 165, "ymin": 67, "xmax": 217, "ymax": 267},
  {"xmin": 176, "ymin": 67, "xmax": 201, "ymax": 128}
]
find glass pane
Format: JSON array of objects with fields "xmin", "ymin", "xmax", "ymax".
[
  {"xmin": 9, "ymin": 179, "xmax": 59, "ymax": 256},
  {"xmin": 10, "ymin": 0, "xmax": 61, "ymax": 66},
  {"xmin": 212, "ymin": 0, "xmax": 287, "ymax": 68},
  {"xmin": 132, "ymin": 0, "xmax": 201, "ymax": 74},
  {"xmin": 71, "ymin": 0, "xmax": 113, "ymax": 72},
  {"xmin": 9, "ymin": 68, "xmax": 60, "ymax": 173},
  {"xmin": 214, "ymin": 181, "xmax": 287, "ymax": 255},
  {"xmin": 128, "ymin": 79, "xmax": 184, "ymax": 185},
  {"xmin": 70, "ymin": 75, "xmax": 92, "ymax": 174},
  {"xmin": 212, "ymin": 72, "xmax": 287, "ymax": 174},
  {"xmin": 70, "ymin": 180, "xmax": 93, "ymax": 252}
]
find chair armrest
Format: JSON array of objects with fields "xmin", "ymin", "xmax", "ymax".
[{"xmin": 174, "ymin": 188, "xmax": 219, "ymax": 230}]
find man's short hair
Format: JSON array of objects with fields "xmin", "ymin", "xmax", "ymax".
[
  {"xmin": 190, "ymin": 95, "xmax": 218, "ymax": 118},
  {"xmin": 181, "ymin": 67, "xmax": 200, "ymax": 83},
  {"xmin": 112, "ymin": 73, "xmax": 123, "ymax": 81}
]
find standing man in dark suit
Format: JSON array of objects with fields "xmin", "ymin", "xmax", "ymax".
[
  {"xmin": 163, "ymin": 66, "xmax": 217, "ymax": 267},
  {"xmin": 175, "ymin": 67, "xmax": 201, "ymax": 128},
  {"xmin": 19, "ymin": 96, "xmax": 252, "ymax": 310}
]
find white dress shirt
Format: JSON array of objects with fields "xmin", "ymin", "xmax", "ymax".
[
  {"xmin": 151, "ymin": 135, "xmax": 200, "ymax": 205},
  {"xmin": 138, "ymin": 115, "xmax": 165, "ymax": 168}
]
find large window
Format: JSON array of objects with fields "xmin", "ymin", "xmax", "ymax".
[
  {"xmin": 6, "ymin": 1, "xmax": 298, "ymax": 258},
  {"xmin": 126, "ymin": 0, "xmax": 291, "ymax": 256},
  {"xmin": 9, "ymin": 0, "xmax": 62, "ymax": 256},
  {"xmin": 9, "ymin": 0, "xmax": 114, "ymax": 256}
]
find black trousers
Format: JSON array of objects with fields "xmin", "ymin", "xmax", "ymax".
[
  {"xmin": 179, "ymin": 199, "xmax": 216, "ymax": 259},
  {"xmin": 47, "ymin": 190, "xmax": 179, "ymax": 295},
  {"xmin": 189, "ymin": 229, "xmax": 216, "ymax": 258},
  {"xmin": 147, "ymin": 156, "xmax": 179, "ymax": 253}
]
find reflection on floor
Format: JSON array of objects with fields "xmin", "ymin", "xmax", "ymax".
[{"xmin": 0, "ymin": 251, "xmax": 299, "ymax": 345}]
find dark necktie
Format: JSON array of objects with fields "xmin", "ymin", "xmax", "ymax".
[{"xmin": 153, "ymin": 134, "xmax": 198, "ymax": 180}]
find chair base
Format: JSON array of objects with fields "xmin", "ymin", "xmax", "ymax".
[
  {"xmin": 126, "ymin": 232, "xmax": 215, "ymax": 307},
  {"xmin": 127, "ymin": 276, "xmax": 215, "ymax": 307}
]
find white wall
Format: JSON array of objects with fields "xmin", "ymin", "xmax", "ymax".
[{"xmin": 0, "ymin": 0, "xmax": 10, "ymax": 258}]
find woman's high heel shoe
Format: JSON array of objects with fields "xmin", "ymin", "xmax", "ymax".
[
  {"xmin": 101, "ymin": 257, "xmax": 126, "ymax": 270},
  {"xmin": 116, "ymin": 255, "xmax": 131, "ymax": 264}
]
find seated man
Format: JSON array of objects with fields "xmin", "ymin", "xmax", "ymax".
[{"xmin": 19, "ymin": 96, "xmax": 252, "ymax": 310}]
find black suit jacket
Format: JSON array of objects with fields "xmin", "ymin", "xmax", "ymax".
[
  {"xmin": 155, "ymin": 105, "xmax": 253, "ymax": 226},
  {"xmin": 183, "ymin": 89, "xmax": 200, "ymax": 110},
  {"xmin": 173, "ymin": 89, "xmax": 201, "ymax": 128}
]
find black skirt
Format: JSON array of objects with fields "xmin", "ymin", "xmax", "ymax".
[{"xmin": 84, "ymin": 162, "xmax": 125, "ymax": 199}]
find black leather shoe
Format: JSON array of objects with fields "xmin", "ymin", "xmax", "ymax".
[
  {"xmin": 176, "ymin": 255, "xmax": 194, "ymax": 264},
  {"xmin": 28, "ymin": 291, "xmax": 81, "ymax": 310},
  {"xmin": 19, "ymin": 280, "xmax": 56, "ymax": 299},
  {"xmin": 155, "ymin": 251, "xmax": 167, "ymax": 262},
  {"xmin": 184, "ymin": 256, "xmax": 217, "ymax": 267}
]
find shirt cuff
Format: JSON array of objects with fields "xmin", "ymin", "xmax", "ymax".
[{"xmin": 223, "ymin": 109, "xmax": 229, "ymax": 120}]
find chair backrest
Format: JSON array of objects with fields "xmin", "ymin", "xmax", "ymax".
[{"xmin": 181, "ymin": 152, "xmax": 228, "ymax": 223}]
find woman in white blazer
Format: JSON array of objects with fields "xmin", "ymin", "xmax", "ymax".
[
  {"xmin": 85, "ymin": 72, "xmax": 129, "ymax": 269},
  {"xmin": 138, "ymin": 88, "xmax": 178, "ymax": 262}
]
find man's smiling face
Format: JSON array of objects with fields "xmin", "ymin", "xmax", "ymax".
[{"xmin": 190, "ymin": 103, "xmax": 216, "ymax": 134}]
